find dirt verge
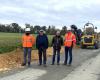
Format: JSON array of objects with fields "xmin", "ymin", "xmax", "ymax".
[{"xmin": 0, "ymin": 47, "xmax": 64, "ymax": 72}]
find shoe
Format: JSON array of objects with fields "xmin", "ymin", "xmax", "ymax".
[
  {"xmin": 51, "ymin": 63, "xmax": 54, "ymax": 65},
  {"xmin": 63, "ymin": 62, "xmax": 67, "ymax": 65},
  {"xmin": 21, "ymin": 63, "xmax": 26, "ymax": 66},
  {"xmin": 38, "ymin": 64, "xmax": 42, "ymax": 66},
  {"xmin": 28, "ymin": 62, "xmax": 31, "ymax": 67},
  {"xmin": 63, "ymin": 63, "xmax": 67, "ymax": 65}
]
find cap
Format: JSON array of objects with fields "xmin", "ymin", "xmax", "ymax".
[
  {"xmin": 25, "ymin": 28, "xmax": 31, "ymax": 32},
  {"xmin": 39, "ymin": 30, "xmax": 44, "ymax": 32},
  {"xmin": 67, "ymin": 27, "xmax": 71, "ymax": 31},
  {"xmin": 56, "ymin": 31, "xmax": 60, "ymax": 34}
]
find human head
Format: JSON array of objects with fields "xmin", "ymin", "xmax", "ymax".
[
  {"xmin": 67, "ymin": 27, "xmax": 72, "ymax": 33},
  {"xmin": 56, "ymin": 31, "xmax": 60, "ymax": 36},
  {"xmin": 25, "ymin": 28, "xmax": 31, "ymax": 35},
  {"xmin": 39, "ymin": 30, "xmax": 44, "ymax": 35}
]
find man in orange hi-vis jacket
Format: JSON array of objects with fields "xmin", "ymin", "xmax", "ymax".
[
  {"xmin": 21, "ymin": 28, "xmax": 35, "ymax": 67},
  {"xmin": 64, "ymin": 26, "xmax": 76, "ymax": 66}
]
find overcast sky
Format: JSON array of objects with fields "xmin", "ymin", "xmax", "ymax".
[{"xmin": 0, "ymin": 0, "xmax": 100, "ymax": 31}]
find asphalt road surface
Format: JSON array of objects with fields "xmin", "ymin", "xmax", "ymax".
[{"xmin": 0, "ymin": 48, "xmax": 100, "ymax": 80}]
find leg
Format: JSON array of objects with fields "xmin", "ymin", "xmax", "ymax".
[
  {"xmin": 43, "ymin": 49, "xmax": 47, "ymax": 65},
  {"xmin": 38, "ymin": 48, "xmax": 42, "ymax": 65},
  {"xmin": 52, "ymin": 48, "xmax": 56, "ymax": 65},
  {"xmin": 23, "ymin": 48, "xmax": 27, "ymax": 64},
  {"xmin": 68, "ymin": 47, "xmax": 72, "ymax": 65},
  {"xmin": 64, "ymin": 47, "xmax": 69, "ymax": 65},
  {"xmin": 57, "ymin": 49, "xmax": 60, "ymax": 65},
  {"xmin": 27, "ymin": 48, "xmax": 32, "ymax": 66},
  {"xmin": 22, "ymin": 48, "xmax": 27, "ymax": 66}
]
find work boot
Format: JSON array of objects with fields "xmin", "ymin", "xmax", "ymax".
[
  {"xmin": 51, "ymin": 64, "xmax": 54, "ymax": 65},
  {"xmin": 63, "ymin": 63, "xmax": 67, "ymax": 65},
  {"xmin": 28, "ymin": 62, "xmax": 31, "ymax": 67},
  {"xmin": 51, "ymin": 63, "xmax": 55, "ymax": 65},
  {"xmin": 21, "ymin": 63, "xmax": 26, "ymax": 66},
  {"xmin": 38, "ymin": 63, "xmax": 42, "ymax": 66}
]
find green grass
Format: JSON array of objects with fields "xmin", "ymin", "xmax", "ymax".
[{"xmin": 0, "ymin": 32, "xmax": 53, "ymax": 54}]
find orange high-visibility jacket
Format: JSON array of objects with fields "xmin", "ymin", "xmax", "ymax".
[
  {"xmin": 64, "ymin": 32, "xmax": 76, "ymax": 47},
  {"xmin": 22, "ymin": 34, "xmax": 35, "ymax": 48}
]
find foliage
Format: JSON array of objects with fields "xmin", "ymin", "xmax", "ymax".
[{"xmin": 0, "ymin": 23, "xmax": 67, "ymax": 35}]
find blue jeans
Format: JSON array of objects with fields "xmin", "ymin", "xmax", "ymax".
[
  {"xmin": 38, "ymin": 48, "xmax": 47, "ymax": 65},
  {"xmin": 23, "ymin": 48, "xmax": 32, "ymax": 64},
  {"xmin": 52, "ymin": 48, "xmax": 60, "ymax": 64},
  {"xmin": 64, "ymin": 47, "xmax": 72, "ymax": 64}
]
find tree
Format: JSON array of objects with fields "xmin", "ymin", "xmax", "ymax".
[
  {"xmin": 11, "ymin": 23, "xmax": 20, "ymax": 33},
  {"xmin": 25, "ymin": 23, "xmax": 31, "ymax": 28},
  {"xmin": 41, "ymin": 26, "xmax": 46, "ymax": 31},
  {"xmin": 30, "ymin": 26, "xmax": 34, "ymax": 33},
  {"xmin": 34, "ymin": 25, "xmax": 41, "ymax": 34},
  {"xmin": 48, "ymin": 25, "xmax": 56, "ymax": 35},
  {"xmin": 0, "ymin": 24, "xmax": 6, "ymax": 32},
  {"xmin": 0, "ymin": 23, "xmax": 24, "ymax": 33},
  {"xmin": 47, "ymin": 26, "xmax": 51, "ymax": 34},
  {"xmin": 61, "ymin": 26, "xmax": 67, "ymax": 35},
  {"xmin": 5, "ymin": 24, "xmax": 12, "ymax": 32}
]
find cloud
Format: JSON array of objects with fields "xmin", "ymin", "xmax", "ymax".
[
  {"xmin": 0, "ymin": 6, "xmax": 24, "ymax": 13},
  {"xmin": 0, "ymin": 19, "xmax": 15, "ymax": 24},
  {"xmin": 0, "ymin": 0, "xmax": 100, "ymax": 31}
]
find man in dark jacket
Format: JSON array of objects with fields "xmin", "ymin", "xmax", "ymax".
[
  {"xmin": 51, "ymin": 31, "xmax": 63, "ymax": 65},
  {"xmin": 36, "ymin": 30, "xmax": 48, "ymax": 67}
]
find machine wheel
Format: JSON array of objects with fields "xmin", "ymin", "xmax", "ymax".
[{"xmin": 80, "ymin": 44, "xmax": 86, "ymax": 49}]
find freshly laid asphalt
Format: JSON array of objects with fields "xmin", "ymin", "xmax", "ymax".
[{"xmin": 0, "ymin": 48, "xmax": 100, "ymax": 80}]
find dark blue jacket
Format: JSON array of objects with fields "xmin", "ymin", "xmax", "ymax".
[{"xmin": 36, "ymin": 34, "xmax": 48, "ymax": 49}]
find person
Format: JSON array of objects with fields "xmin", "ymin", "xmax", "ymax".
[
  {"xmin": 21, "ymin": 28, "xmax": 35, "ymax": 67},
  {"xmin": 51, "ymin": 31, "xmax": 63, "ymax": 65},
  {"xmin": 36, "ymin": 30, "xmax": 48, "ymax": 67},
  {"xmin": 64, "ymin": 27, "xmax": 76, "ymax": 66}
]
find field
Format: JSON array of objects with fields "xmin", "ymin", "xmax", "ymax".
[{"xmin": 0, "ymin": 32, "xmax": 53, "ymax": 53}]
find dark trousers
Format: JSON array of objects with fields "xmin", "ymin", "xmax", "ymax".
[
  {"xmin": 38, "ymin": 48, "xmax": 47, "ymax": 65},
  {"xmin": 64, "ymin": 46, "xmax": 72, "ymax": 64},
  {"xmin": 23, "ymin": 47, "xmax": 32, "ymax": 64},
  {"xmin": 52, "ymin": 48, "xmax": 60, "ymax": 64}
]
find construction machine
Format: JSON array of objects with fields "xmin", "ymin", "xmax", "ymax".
[
  {"xmin": 80, "ymin": 22, "xmax": 99, "ymax": 49},
  {"xmin": 71, "ymin": 25, "xmax": 82, "ymax": 45}
]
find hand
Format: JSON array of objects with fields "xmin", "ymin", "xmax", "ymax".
[{"xmin": 73, "ymin": 44, "xmax": 76, "ymax": 48}]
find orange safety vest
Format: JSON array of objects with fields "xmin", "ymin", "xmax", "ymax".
[
  {"xmin": 64, "ymin": 32, "xmax": 76, "ymax": 47},
  {"xmin": 22, "ymin": 34, "xmax": 35, "ymax": 48}
]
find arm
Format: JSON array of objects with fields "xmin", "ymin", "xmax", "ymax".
[
  {"xmin": 22, "ymin": 35, "xmax": 24, "ymax": 44},
  {"xmin": 72, "ymin": 34, "xmax": 76, "ymax": 45},
  {"xmin": 32, "ymin": 35, "xmax": 35, "ymax": 46},
  {"xmin": 61, "ymin": 37, "xmax": 64, "ymax": 46},
  {"xmin": 36, "ymin": 35, "xmax": 39, "ymax": 49},
  {"xmin": 44, "ymin": 35, "xmax": 49, "ymax": 49},
  {"xmin": 52, "ymin": 36, "xmax": 55, "ymax": 46},
  {"xmin": 22, "ymin": 36, "xmax": 23, "ymax": 43},
  {"xmin": 46, "ymin": 35, "xmax": 49, "ymax": 49},
  {"xmin": 64, "ymin": 34, "xmax": 67, "ymax": 42}
]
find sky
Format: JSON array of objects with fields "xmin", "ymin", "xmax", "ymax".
[{"xmin": 0, "ymin": 0, "xmax": 100, "ymax": 32}]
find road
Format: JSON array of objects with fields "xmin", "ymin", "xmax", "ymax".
[{"xmin": 0, "ymin": 48, "xmax": 100, "ymax": 80}]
